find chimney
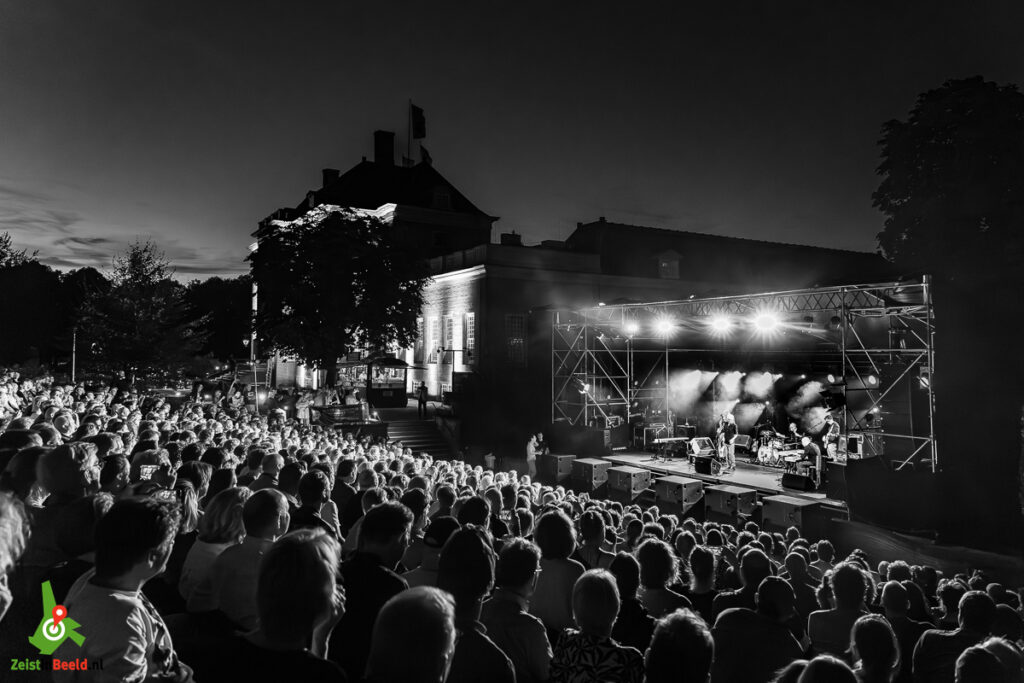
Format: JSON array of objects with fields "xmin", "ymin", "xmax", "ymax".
[
  {"xmin": 500, "ymin": 231, "xmax": 522, "ymax": 246},
  {"xmin": 374, "ymin": 130, "xmax": 395, "ymax": 166},
  {"xmin": 321, "ymin": 168, "xmax": 340, "ymax": 188}
]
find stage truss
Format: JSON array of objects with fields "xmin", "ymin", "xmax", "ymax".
[{"xmin": 551, "ymin": 278, "xmax": 937, "ymax": 472}]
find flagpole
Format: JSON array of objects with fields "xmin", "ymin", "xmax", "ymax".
[{"xmin": 407, "ymin": 99, "xmax": 412, "ymax": 165}]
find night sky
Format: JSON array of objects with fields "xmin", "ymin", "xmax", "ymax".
[{"xmin": 1, "ymin": 2, "xmax": 1022, "ymax": 277}]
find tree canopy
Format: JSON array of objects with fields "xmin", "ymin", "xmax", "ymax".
[
  {"xmin": 77, "ymin": 241, "xmax": 204, "ymax": 381},
  {"xmin": 250, "ymin": 207, "xmax": 430, "ymax": 382},
  {"xmin": 873, "ymin": 76, "xmax": 1024, "ymax": 282}
]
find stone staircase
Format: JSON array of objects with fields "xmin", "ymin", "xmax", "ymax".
[{"xmin": 386, "ymin": 419, "xmax": 454, "ymax": 458}]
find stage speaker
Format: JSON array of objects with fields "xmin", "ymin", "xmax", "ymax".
[
  {"xmin": 608, "ymin": 466, "xmax": 652, "ymax": 498},
  {"xmin": 689, "ymin": 438, "xmax": 715, "ymax": 456},
  {"xmin": 733, "ymin": 434, "xmax": 752, "ymax": 453},
  {"xmin": 655, "ymin": 476, "xmax": 704, "ymax": 512},
  {"xmin": 825, "ymin": 461, "xmax": 847, "ymax": 501},
  {"xmin": 693, "ymin": 455, "xmax": 713, "ymax": 475},
  {"xmin": 848, "ymin": 431, "xmax": 884, "ymax": 458},
  {"xmin": 541, "ymin": 453, "xmax": 575, "ymax": 485},
  {"xmin": 704, "ymin": 484, "xmax": 757, "ymax": 521},
  {"xmin": 762, "ymin": 494, "xmax": 825, "ymax": 539},
  {"xmin": 675, "ymin": 424, "xmax": 697, "ymax": 439},
  {"xmin": 571, "ymin": 458, "xmax": 610, "ymax": 494},
  {"xmin": 781, "ymin": 472, "xmax": 817, "ymax": 492}
]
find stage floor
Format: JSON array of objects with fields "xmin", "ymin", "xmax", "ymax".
[{"xmin": 603, "ymin": 450, "xmax": 848, "ymax": 510}]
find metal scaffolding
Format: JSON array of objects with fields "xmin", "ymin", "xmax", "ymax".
[{"xmin": 551, "ymin": 277, "xmax": 937, "ymax": 471}]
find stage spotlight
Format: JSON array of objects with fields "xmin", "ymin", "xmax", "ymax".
[
  {"xmin": 867, "ymin": 374, "xmax": 878, "ymax": 386},
  {"xmin": 753, "ymin": 312, "xmax": 780, "ymax": 332},
  {"xmin": 598, "ymin": 302, "xmax": 606, "ymax": 307},
  {"xmin": 827, "ymin": 373, "xmax": 837, "ymax": 384},
  {"xmin": 623, "ymin": 321, "xmax": 639, "ymax": 336},
  {"xmin": 800, "ymin": 374, "xmax": 807, "ymax": 379},
  {"xmin": 654, "ymin": 317, "xmax": 675, "ymax": 336},
  {"xmin": 709, "ymin": 315, "xmax": 731, "ymax": 333}
]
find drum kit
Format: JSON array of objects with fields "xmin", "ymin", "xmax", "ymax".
[{"xmin": 755, "ymin": 429, "xmax": 802, "ymax": 469}]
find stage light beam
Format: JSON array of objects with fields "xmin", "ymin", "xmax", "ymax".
[
  {"xmin": 709, "ymin": 315, "xmax": 732, "ymax": 334},
  {"xmin": 654, "ymin": 317, "xmax": 675, "ymax": 336},
  {"xmin": 753, "ymin": 312, "xmax": 780, "ymax": 333},
  {"xmin": 623, "ymin": 321, "xmax": 639, "ymax": 336}
]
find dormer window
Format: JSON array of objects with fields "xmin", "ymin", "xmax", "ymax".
[{"xmin": 658, "ymin": 250, "xmax": 681, "ymax": 279}]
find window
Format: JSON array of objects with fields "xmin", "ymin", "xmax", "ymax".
[
  {"xmin": 414, "ymin": 318, "xmax": 424, "ymax": 364},
  {"xmin": 505, "ymin": 313, "xmax": 526, "ymax": 367},
  {"xmin": 442, "ymin": 316, "xmax": 454, "ymax": 364},
  {"xmin": 463, "ymin": 312, "xmax": 476, "ymax": 365},
  {"xmin": 427, "ymin": 317, "xmax": 440, "ymax": 363}
]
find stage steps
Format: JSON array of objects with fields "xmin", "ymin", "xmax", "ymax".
[{"xmin": 386, "ymin": 419, "xmax": 455, "ymax": 458}]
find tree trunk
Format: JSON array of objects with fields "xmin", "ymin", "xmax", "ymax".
[{"xmin": 326, "ymin": 362, "xmax": 338, "ymax": 389}]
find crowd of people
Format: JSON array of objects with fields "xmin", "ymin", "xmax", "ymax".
[{"xmin": 1, "ymin": 369, "xmax": 1023, "ymax": 682}]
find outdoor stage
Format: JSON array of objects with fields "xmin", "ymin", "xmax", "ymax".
[{"xmin": 602, "ymin": 449, "xmax": 849, "ymax": 511}]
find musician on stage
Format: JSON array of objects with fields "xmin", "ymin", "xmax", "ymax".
[
  {"xmin": 787, "ymin": 422, "xmax": 803, "ymax": 445},
  {"xmin": 798, "ymin": 436, "xmax": 822, "ymax": 486},
  {"xmin": 716, "ymin": 413, "xmax": 737, "ymax": 473},
  {"xmin": 822, "ymin": 413, "xmax": 840, "ymax": 459}
]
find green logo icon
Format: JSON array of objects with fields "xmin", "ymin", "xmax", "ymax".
[{"xmin": 28, "ymin": 581, "xmax": 85, "ymax": 655}]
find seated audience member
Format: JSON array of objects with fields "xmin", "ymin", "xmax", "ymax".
[
  {"xmin": 531, "ymin": 509, "xmax": 586, "ymax": 642},
  {"xmin": 637, "ymin": 538, "xmax": 692, "ymax": 618},
  {"xmin": 771, "ymin": 660, "xmax": 809, "ymax": 683},
  {"xmin": 991, "ymin": 604, "xmax": 1024, "ymax": 643},
  {"xmin": 200, "ymin": 467, "xmax": 236, "ymax": 508},
  {"xmin": 880, "ymin": 580, "xmax": 931, "ymax": 683},
  {"xmin": 331, "ymin": 501, "xmax": 412, "ymax": 679},
  {"xmin": 365, "ymin": 587, "xmax": 458, "ymax": 683},
  {"xmin": 289, "ymin": 470, "xmax": 338, "ymax": 538},
  {"xmin": 850, "ymin": 614, "xmax": 899, "ymax": 683},
  {"xmin": 711, "ymin": 576, "xmax": 803, "ymax": 683},
  {"xmin": 329, "ymin": 458, "xmax": 357, "ymax": 512},
  {"xmin": 50, "ymin": 493, "xmax": 115, "ymax": 598},
  {"xmin": 574, "ymin": 510, "xmax": 615, "ymax": 570},
  {"xmin": 798, "ymin": 655, "xmax": 858, "ymax": 682},
  {"xmin": 913, "ymin": 590, "xmax": 997, "ymax": 683},
  {"xmin": 980, "ymin": 636, "xmax": 1023, "ymax": 681},
  {"xmin": 686, "ymin": 546, "xmax": 718, "ymax": 625},
  {"xmin": 23, "ymin": 443, "xmax": 101, "ymax": 568},
  {"xmin": 56, "ymin": 497, "xmax": 193, "ymax": 682},
  {"xmin": 190, "ymin": 529, "xmax": 348, "ymax": 682},
  {"xmin": 179, "ymin": 486, "xmax": 250, "ymax": 604},
  {"xmin": 481, "ymin": 537, "xmax": 552, "ymax": 683},
  {"xmin": 399, "ymin": 487, "xmax": 430, "ymax": 569},
  {"xmin": 249, "ymin": 451, "xmax": 283, "ymax": 491},
  {"xmin": 784, "ymin": 552, "xmax": 819, "ymax": 624},
  {"xmin": 808, "ymin": 562, "xmax": 871, "ymax": 657},
  {"xmin": 644, "ymin": 608, "xmax": 713, "ymax": 683},
  {"xmin": 550, "ymin": 568, "xmax": 644, "ymax": 683},
  {"xmin": 936, "ymin": 580, "xmax": 967, "ymax": 630},
  {"xmin": 609, "ymin": 551, "xmax": 656, "ymax": 652},
  {"xmin": 196, "ymin": 489, "xmax": 291, "ymax": 627},
  {"xmin": 404, "ymin": 515, "xmax": 460, "ymax": 588},
  {"xmin": 0, "ymin": 491, "xmax": 29, "ymax": 623},
  {"xmin": 953, "ymin": 644, "xmax": 1008, "ymax": 683},
  {"xmin": 712, "ymin": 548, "xmax": 772, "ymax": 620},
  {"xmin": 430, "ymin": 483, "xmax": 456, "ymax": 520},
  {"xmin": 341, "ymin": 486, "xmax": 386, "ymax": 556},
  {"xmin": 438, "ymin": 526, "xmax": 515, "ymax": 683},
  {"xmin": 811, "ymin": 540, "xmax": 835, "ymax": 577}
]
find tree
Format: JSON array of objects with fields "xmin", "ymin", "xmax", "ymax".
[
  {"xmin": 250, "ymin": 207, "xmax": 430, "ymax": 385},
  {"xmin": 873, "ymin": 76, "xmax": 1024, "ymax": 282},
  {"xmin": 77, "ymin": 241, "xmax": 203, "ymax": 383},
  {"xmin": 873, "ymin": 76, "xmax": 1024, "ymax": 550},
  {"xmin": 184, "ymin": 275, "xmax": 252, "ymax": 361},
  {"xmin": 0, "ymin": 231, "xmax": 36, "ymax": 268}
]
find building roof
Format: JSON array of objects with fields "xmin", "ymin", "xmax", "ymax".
[
  {"xmin": 565, "ymin": 218, "xmax": 896, "ymax": 289},
  {"xmin": 309, "ymin": 160, "xmax": 495, "ymax": 220}
]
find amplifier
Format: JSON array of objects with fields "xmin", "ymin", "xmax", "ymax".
[
  {"xmin": 541, "ymin": 453, "xmax": 575, "ymax": 485},
  {"xmin": 693, "ymin": 454, "xmax": 714, "ymax": 475},
  {"xmin": 848, "ymin": 431, "xmax": 884, "ymax": 458},
  {"xmin": 704, "ymin": 484, "xmax": 757, "ymax": 520},
  {"xmin": 675, "ymin": 424, "xmax": 697, "ymax": 439},
  {"xmin": 781, "ymin": 472, "xmax": 817, "ymax": 491},
  {"xmin": 689, "ymin": 437, "xmax": 715, "ymax": 456},
  {"xmin": 608, "ymin": 466, "xmax": 651, "ymax": 495},
  {"xmin": 655, "ymin": 476, "xmax": 704, "ymax": 509},
  {"xmin": 733, "ymin": 434, "xmax": 753, "ymax": 452},
  {"xmin": 762, "ymin": 494, "xmax": 824, "ymax": 538}
]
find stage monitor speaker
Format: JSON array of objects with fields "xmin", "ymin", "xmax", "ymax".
[
  {"xmin": 689, "ymin": 438, "xmax": 715, "ymax": 456},
  {"xmin": 675, "ymin": 424, "xmax": 697, "ymax": 439},
  {"xmin": 733, "ymin": 434, "xmax": 752, "ymax": 452},
  {"xmin": 782, "ymin": 472, "xmax": 817, "ymax": 492},
  {"xmin": 693, "ymin": 454, "xmax": 713, "ymax": 475}
]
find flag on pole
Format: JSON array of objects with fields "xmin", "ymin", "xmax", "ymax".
[{"xmin": 411, "ymin": 103, "xmax": 426, "ymax": 139}]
